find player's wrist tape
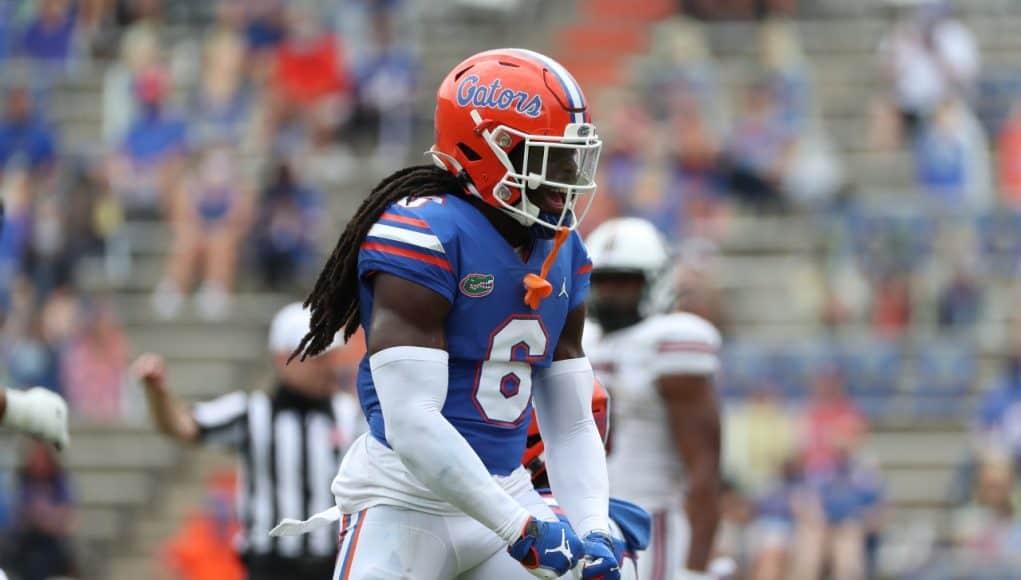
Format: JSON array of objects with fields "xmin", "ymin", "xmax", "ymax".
[{"xmin": 678, "ymin": 569, "xmax": 714, "ymax": 580}]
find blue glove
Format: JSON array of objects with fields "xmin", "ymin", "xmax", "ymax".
[
  {"xmin": 580, "ymin": 531, "xmax": 621, "ymax": 580},
  {"xmin": 507, "ymin": 516, "xmax": 582, "ymax": 579}
]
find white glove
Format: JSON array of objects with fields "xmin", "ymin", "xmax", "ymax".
[{"xmin": 3, "ymin": 387, "xmax": 69, "ymax": 450}]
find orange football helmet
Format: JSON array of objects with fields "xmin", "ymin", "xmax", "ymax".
[
  {"xmin": 522, "ymin": 380, "xmax": 610, "ymax": 481},
  {"xmin": 431, "ymin": 48, "xmax": 601, "ymax": 232}
]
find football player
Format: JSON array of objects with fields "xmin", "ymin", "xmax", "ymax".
[
  {"xmin": 288, "ymin": 49, "xmax": 616, "ymax": 580},
  {"xmin": 0, "ymin": 386, "xmax": 69, "ymax": 450},
  {"xmin": 522, "ymin": 382, "xmax": 651, "ymax": 580},
  {"xmin": 584, "ymin": 218, "xmax": 723, "ymax": 580}
]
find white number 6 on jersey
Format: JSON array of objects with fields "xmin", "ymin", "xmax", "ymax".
[{"xmin": 472, "ymin": 317, "xmax": 549, "ymax": 425}]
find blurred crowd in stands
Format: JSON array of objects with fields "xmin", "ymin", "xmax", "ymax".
[
  {"xmin": 0, "ymin": 0, "xmax": 416, "ymax": 420},
  {"xmin": 0, "ymin": 0, "xmax": 414, "ymax": 577},
  {"xmin": 579, "ymin": 1, "xmax": 1021, "ymax": 578}
]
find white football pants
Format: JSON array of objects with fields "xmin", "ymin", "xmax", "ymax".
[
  {"xmin": 638, "ymin": 506, "xmax": 690, "ymax": 580},
  {"xmin": 332, "ymin": 486, "xmax": 556, "ymax": 580},
  {"xmin": 331, "ymin": 491, "xmax": 640, "ymax": 580}
]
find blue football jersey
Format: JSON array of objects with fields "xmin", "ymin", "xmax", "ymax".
[{"xmin": 355, "ymin": 194, "xmax": 592, "ymax": 475}]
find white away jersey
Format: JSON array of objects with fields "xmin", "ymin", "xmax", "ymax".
[{"xmin": 587, "ymin": 313, "xmax": 721, "ymax": 510}]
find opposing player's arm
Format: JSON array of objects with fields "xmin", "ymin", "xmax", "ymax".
[
  {"xmin": 534, "ymin": 304, "xmax": 611, "ymax": 537},
  {"xmin": 367, "ymin": 272, "xmax": 534, "ymax": 544},
  {"xmin": 657, "ymin": 373, "xmax": 721, "ymax": 573}
]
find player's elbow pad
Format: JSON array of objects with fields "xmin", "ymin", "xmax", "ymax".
[{"xmin": 370, "ymin": 346, "xmax": 449, "ymax": 454}]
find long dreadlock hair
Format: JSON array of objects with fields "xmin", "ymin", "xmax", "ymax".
[{"xmin": 291, "ymin": 165, "xmax": 465, "ymax": 361}]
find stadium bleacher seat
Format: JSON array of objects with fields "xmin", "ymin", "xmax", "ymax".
[{"xmin": 911, "ymin": 341, "xmax": 978, "ymax": 420}]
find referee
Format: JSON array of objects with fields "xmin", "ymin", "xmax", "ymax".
[{"xmin": 133, "ymin": 302, "xmax": 365, "ymax": 579}]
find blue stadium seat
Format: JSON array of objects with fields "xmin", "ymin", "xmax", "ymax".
[
  {"xmin": 975, "ymin": 72, "xmax": 1021, "ymax": 137},
  {"xmin": 834, "ymin": 340, "xmax": 904, "ymax": 398},
  {"xmin": 766, "ymin": 342, "xmax": 842, "ymax": 400},
  {"xmin": 977, "ymin": 211, "xmax": 1021, "ymax": 277},
  {"xmin": 911, "ymin": 341, "xmax": 977, "ymax": 420},
  {"xmin": 844, "ymin": 211, "xmax": 935, "ymax": 275},
  {"xmin": 764, "ymin": 347, "xmax": 810, "ymax": 399},
  {"xmin": 718, "ymin": 342, "xmax": 769, "ymax": 401}
]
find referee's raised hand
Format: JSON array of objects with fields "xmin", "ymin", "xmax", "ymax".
[
  {"xmin": 132, "ymin": 353, "xmax": 198, "ymax": 442},
  {"xmin": 133, "ymin": 353, "xmax": 168, "ymax": 393}
]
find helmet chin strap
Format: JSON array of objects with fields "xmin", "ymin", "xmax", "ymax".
[{"xmin": 523, "ymin": 227, "xmax": 570, "ymax": 310}]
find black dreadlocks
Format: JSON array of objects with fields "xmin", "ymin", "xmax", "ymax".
[{"xmin": 291, "ymin": 164, "xmax": 464, "ymax": 361}]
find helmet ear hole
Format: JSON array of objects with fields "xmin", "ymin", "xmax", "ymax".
[{"xmin": 456, "ymin": 143, "xmax": 482, "ymax": 162}]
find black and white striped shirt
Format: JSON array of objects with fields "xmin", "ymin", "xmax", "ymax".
[{"xmin": 192, "ymin": 385, "xmax": 364, "ymax": 560}]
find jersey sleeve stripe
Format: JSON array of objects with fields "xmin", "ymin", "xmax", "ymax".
[
  {"xmin": 380, "ymin": 212, "xmax": 430, "ymax": 230},
  {"xmin": 657, "ymin": 341, "xmax": 718, "ymax": 354},
  {"xmin": 367, "ymin": 223, "xmax": 446, "ymax": 253},
  {"xmin": 576, "ymin": 263, "xmax": 593, "ymax": 275},
  {"xmin": 361, "ymin": 241, "xmax": 453, "ymax": 271}
]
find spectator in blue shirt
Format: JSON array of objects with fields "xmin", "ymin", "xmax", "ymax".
[
  {"xmin": 19, "ymin": 0, "xmax": 78, "ymax": 65},
  {"xmin": 6, "ymin": 441, "xmax": 75, "ymax": 580},
  {"xmin": 108, "ymin": 67, "xmax": 188, "ymax": 215},
  {"xmin": 189, "ymin": 30, "xmax": 252, "ymax": 148},
  {"xmin": 748, "ymin": 458, "xmax": 806, "ymax": 580},
  {"xmin": 977, "ymin": 351, "xmax": 1021, "ymax": 461},
  {"xmin": 0, "ymin": 1, "xmax": 15, "ymax": 62},
  {"xmin": 244, "ymin": 0, "xmax": 286, "ymax": 54},
  {"xmin": 724, "ymin": 81, "xmax": 796, "ymax": 210},
  {"xmin": 0, "ymin": 86, "xmax": 58, "ymax": 178},
  {"xmin": 914, "ymin": 98, "xmax": 992, "ymax": 210},
  {"xmin": 5, "ymin": 318, "xmax": 63, "ymax": 397},
  {"xmin": 938, "ymin": 263, "xmax": 982, "ymax": 329},
  {"xmin": 255, "ymin": 159, "xmax": 323, "ymax": 291},
  {"xmin": 0, "ymin": 166, "xmax": 33, "ymax": 316},
  {"xmin": 796, "ymin": 449, "xmax": 882, "ymax": 580},
  {"xmin": 354, "ymin": 8, "xmax": 417, "ymax": 169}
]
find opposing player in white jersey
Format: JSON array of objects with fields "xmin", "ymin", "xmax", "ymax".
[{"xmin": 584, "ymin": 218, "xmax": 723, "ymax": 580}]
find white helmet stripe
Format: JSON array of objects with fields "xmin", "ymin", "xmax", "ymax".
[{"xmin": 509, "ymin": 48, "xmax": 586, "ymax": 124}]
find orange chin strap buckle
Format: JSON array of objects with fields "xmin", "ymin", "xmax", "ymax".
[{"xmin": 523, "ymin": 227, "xmax": 570, "ymax": 310}]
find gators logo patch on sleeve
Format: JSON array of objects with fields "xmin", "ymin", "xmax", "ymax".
[{"xmin": 460, "ymin": 273, "xmax": 495, "ymax": 298}]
